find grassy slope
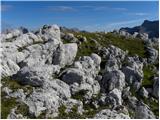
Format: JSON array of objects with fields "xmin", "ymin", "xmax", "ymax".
[{"xmin": 73, "ymin": 32, "xmax": 146, "ymax": 58}]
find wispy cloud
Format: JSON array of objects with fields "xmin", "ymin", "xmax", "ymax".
[
  {"xmin": 108, "ymin": 19, "xmax": 143, "ymax": 26},
  {"xmin": 1, "ymin": 5, "xmax": 12, "ymax": 11},
  {"xmin": 113, "ymin": 7, "xmax": 128, "ymax": 11},
  {"xmin": 94, "ymin": 6, "xmax": 109, "ymax": 11},
  {"xmin": 48, "ymin": 6, "xmax": 76, "ymax": 12},
  {"xmin": 93, "ymin": 6, "xmax": 127, "ymax": 11},
  {"xmin": 127, "ymin": 12, "xmax": 149, "ymax": 16},
  {"xmin": 79, "ymin": 5, "xmax": 94, "ymax": 8}
]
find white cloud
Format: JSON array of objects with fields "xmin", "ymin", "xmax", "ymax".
[
  {"xmin": 48, "ymin": 6, "xmax": 75, "ymax": 12},
  {"xmin": 94, "ymin": 6, "xmax": 127, "ymax": 12},
  {"xmin": 113, "ymin": 7, "xmax": 128, "ymax": 11},
  {"xmin": 94, "ymin": 6, "xmax": 109, "ymax": 11},
  {"xmin": 106, "ymin": 19, "xmax": 144, "ymax": 29},
  {"xmin": 127, "ymin": 12, "xmax": 149, "ymax": 16}
]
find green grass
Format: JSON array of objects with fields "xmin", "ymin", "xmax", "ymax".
[
  {"xmin": 143, "ymin": 97, "xmax": 159, "ymax": 118},
  {"xmin": 55, "ymin": 104, "xmax": 83, "ymax": 119},
  {"xmin": 15, "ymin": 102, "xmax": 29, "ymax": 117},
  {"xmin": 1, "ymin": 96, "xmax": 17, "ymax": 119},
  {"xmin": 1, "ymin": 76, "xmax": 33, "ymax": 94},
  {"xmin": 73, "ymin": 32, "xmax": 146, "ymax": 59},
  {"xmin": 71, "ymin": 90, "xmax": 88, "ymax": 101},
  {"xmin": 1, "ymin": 77, "xmax": 32, "ymax": 118},
  {"xmin": 142, "ymin": 65, "xmax": 155, "ymax": 87}
]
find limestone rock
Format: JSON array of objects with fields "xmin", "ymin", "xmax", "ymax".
[
  {"xmin": 102, "ymin": 70, "xmax": 125, "ymax": 91},
  {"xmin": 109, "ymin": 88, "xmax": 122, "ymax": 105},
  {"xmin": 146, "ymin": 47, "xmax": 158, "ymax": 63},
  {"xmin": 62, "ymin": 33, "xmax": 78, "ymax": 43},
  {"xmin": 25, "ymin": 79, "xmax": 71, "ymax": 117},
  {"xmin": 62, "ymin": 53, "xmax": 101, "ymax": 99},
  {"xmin": 1, "ymin": 59, "xmax": 20, "ymax": 77},
  {"xmin": 16, "ymin": 65, "xmax": 60, "ymax": 87},
  {"xmin": 135, "ymin": 103, "xmax": 156, "ymax": 119}
]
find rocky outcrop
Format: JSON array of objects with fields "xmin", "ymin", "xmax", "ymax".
[
  {"xmin": 122, "ymin": 56, "xmax": 143, "ymax": 85},
  {"xmin": 62, "ymin": 53, "xmax": 101, "ymax": 98},
  {"xmin": 25, "ymin": 79, "xmax": 71, "ymax": 118},
  {"xmin": 100, "ymin": 45, "xmax": 127, "ymax": 72},
  {"xmin": 1, "ymin": 24, "xmax": 159, "ymax": 119}
]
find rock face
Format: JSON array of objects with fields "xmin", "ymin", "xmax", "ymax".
[{"xmin": 94, "ymin": 109, "xmax": 130, "ymax": 119}]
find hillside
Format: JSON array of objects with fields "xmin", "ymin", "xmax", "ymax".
[{"xmin": 1, "ymin": 22, "xmax": 159, "ymax": 119}]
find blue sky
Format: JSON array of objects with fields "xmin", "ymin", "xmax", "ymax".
[{"xmin": 1, "ymin": 1, "xmax": 159, "ymax": 32}]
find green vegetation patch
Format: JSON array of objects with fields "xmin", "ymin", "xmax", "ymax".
[
  {"xmin": 56, "ymin": 104, "xmax": 83, "ymax": 119},
  {"xmin": 73, "ymin": 32, "xmax": 146, "ymax": 59},
  {"xmin": 71, "ymin": 90, "xmax": 88, "ymax": 101},
  {"xmin": 1, "ymin": 76, "xmax": 32, "ymax": 118},
  {"xmin": 1, "ymin": 96, "xmax": 17, "ymax": 119},
  {"xmin": 142, "ymin": 65, "xmax": 155, "ymax": 87},
  {"xmin": 1, "ymin": 76, "xmax": 33, "ymax": 94}
]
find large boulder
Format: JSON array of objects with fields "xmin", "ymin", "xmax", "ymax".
[
  {"xmin": 36, "ymin": 24, "xmax": 61, "ymax": 43},
  {"xmin": 61, "ymin": 33, "xmax": 78, "ymax": 43},
  {"xmin": 109, "ymin": 88, "xmax": 122, "ymax": 105},
  {"xmin": 16, "ymin": 65, "xmax": 60, "ymax": 87},
  {"xmin": 146, "ymin": 47, "xmax": 158, "ymax": 63},
  {"xmin": 122, "ymin": 56, "xmax": 143, "ymax": 84},
  {"xmin": 100, "ymin": 45, "xmax": 127, "ymax": 72},
  {"xmin": 52, "ymin": 43, "xmax": 78, "ymax": 67},
  {"xmin": 102, "ymin": 70, "xmax": 125, "ymax": 91},
  {"xmin": 61, "ymin": 68, "xmax": 84, "ymax": 84},
  {"xmin": 25, "ymin": 79, "xmax": 71, "ymax": 118},
  {"xmin": 62, "ymin": 43, "xmax": 78, "ymax": 66}
]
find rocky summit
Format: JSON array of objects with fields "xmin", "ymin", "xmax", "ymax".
[{"xmin": 1, "ymin": 21, "xmax": 159, "ymax": 119}]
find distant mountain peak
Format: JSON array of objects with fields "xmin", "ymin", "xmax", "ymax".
[{"xmin": 120, "ymin": 20, "xmax": 159, "ymax": 38}]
